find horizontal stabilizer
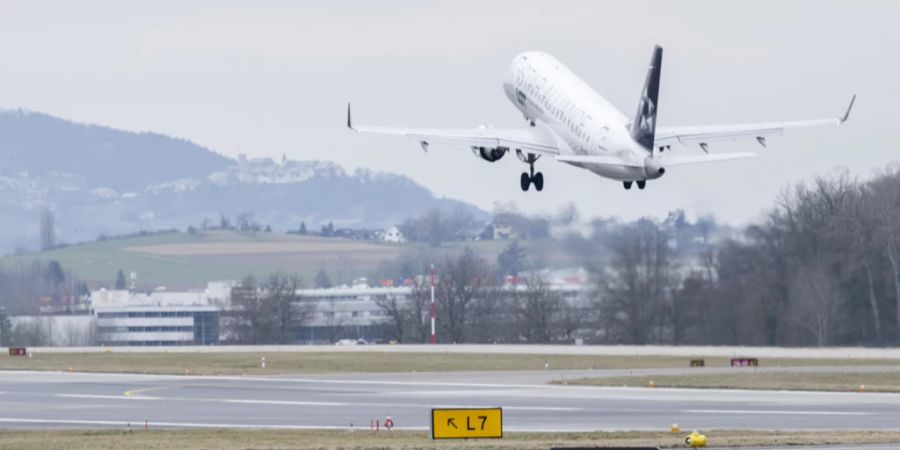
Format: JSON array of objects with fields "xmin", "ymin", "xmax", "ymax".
[
  {"xmin": 556, "ymin": 154, "xmax": 641, "ymax": 167},
  {"xmin": 660, "ymin": 152, "xmax": 756, "ymax": 166},
  {"xmin": 556, "ymin": 152, "xmax": 755, "ymax": 167}
]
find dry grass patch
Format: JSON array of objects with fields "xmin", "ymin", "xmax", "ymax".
[
  {"xmin": 3, "ymin": 352, "xmax": 900, "ymax": 376},
  {"xmin": 1, "ymin": 429, "xmax": 900, "ymax": 449},
  {"xmin": 0, "ymin": 352, "xmax": 697, "ymax": 375}
]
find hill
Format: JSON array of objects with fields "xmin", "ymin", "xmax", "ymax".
[
  {"xmin": 0, "ymin": 110, "xmax": 485, "ymax": 253},
  {"xmin": 0, "ymin": 109, "xmax": 231, "ymax": 190},
  {"xmin": 0, "ymin": 231, "xmax": 574, "ymax": 289}
]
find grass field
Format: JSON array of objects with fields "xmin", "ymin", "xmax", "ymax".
[
  {"xmin": 3, "ymin": 351, "xmax": 899, "ymax": 376},
  {"xmin": 560, "ymin": 371, "xmax": 900, "ymax": 392},
  {"xmin": 0, "ymin": 352, "xmax": 690, "ymax": 375},
  {"xmin": 1, "ymin": 429, "xmax": 900, "ymax": 449},
  {"xmin": 0, "ymin": 231, "xmax": 576, "ymax": 289}
]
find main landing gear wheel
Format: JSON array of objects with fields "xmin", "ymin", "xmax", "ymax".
[
  {"xmin": 520, "ymin": 173, "xmax": 530, "ymax": 192},
  {"xmin": 518, "ymin": 151, "xmax": 544, "ymax": 192},
  {"xmin": 623, "ymin": 181, "xmax": 633, "ymax": 190},
  {"xmin": 533, "ymin": 172, "xmax": 544, "ymax": 191},
  {"xmin": 637, "ymin": 180, "xmax": 646, "ymax": 190},
  {"xmin": 520, "ymin": 172, "xmax": 544, "ymax": 191}
]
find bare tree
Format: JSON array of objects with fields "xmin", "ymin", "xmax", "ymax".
[
  {"xmin": 597, "ymin": 219, "xmax": 676, "ymax": 344},
  {"xmin": 323, "ymin": 296, "xmax": 346, "ymax": 343},
  {"xmin": 229, "ymin": 275, "xmax": 264, "ymax": 344},
  {"xmin": 436, "ymin": 248, "xmax": 494, "ymax": 343},
  {"xmin": 516, "ymin": 274, "xmax": 560, "ymax": 342},
  {"xmin": 265, "ymin": 273, "xmax": 314, "ymax": 344},
  {"xmin": 790, "ymin": 262, "xmax": 841, "ymax": 346},
  {"xmin": 334, "ymin": 255, "xmax": 354, "ymax": 287},
  {"xmin": 376, "ymin": 293, "xmax": 408, "ymax": 343},
  {"xmin": 229, "ymin": 273, "xmax": 313, "ymax": 344},
  {"xmin": 866, "ymin": 170, "xmax": 900, "ymax": 337}
]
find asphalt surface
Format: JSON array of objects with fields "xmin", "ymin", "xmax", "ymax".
[{"xmin": 0, "ymin": 369, "xmax": 898, "ymax": 433}]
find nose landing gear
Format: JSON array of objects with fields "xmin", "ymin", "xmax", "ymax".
[{"xmin": 518, "ymin": 151, "xmax": 544, "ymax": 192}]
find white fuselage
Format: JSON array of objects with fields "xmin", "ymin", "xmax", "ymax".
[{"xmin": 502, "ymin": 51, "xmax": 656, "ymax": 181}]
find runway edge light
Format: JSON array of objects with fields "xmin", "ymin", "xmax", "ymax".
[{"xmin": 684, "ymin": 430, "xmax": 707, "ymax": 448}]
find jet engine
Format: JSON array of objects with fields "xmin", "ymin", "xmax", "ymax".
[
  {"xmin": 470, "ymin": 124, "xmax": 508, "ymax": 162},
  {"xmin": 472, "ymin": 146, "xmax": 509, "ymax": 162},
  {"xmin": 643, "ymin": 156, "xmax": 666, "ymax": 179}
]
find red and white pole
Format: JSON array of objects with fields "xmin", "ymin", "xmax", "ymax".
[{"xmin": 430, "ymin": 263, "xmax": 436, "ymax": 344}]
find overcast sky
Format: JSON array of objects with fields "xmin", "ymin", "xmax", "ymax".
[{"xmin": 1, "ymin": 1, "xmax": 895, "ymax": 224}]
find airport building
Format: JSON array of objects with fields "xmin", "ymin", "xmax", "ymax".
[
  {"xmin": 295, "ymin": 284, "xmax": 411, "ymax": 344},
  {"xmin": 3, "ymin": 270, "xmax": 590, "ymax": 347},
  {"xmin": 89, "ymin": 281, "xmax": 234, "ymax": 346}
]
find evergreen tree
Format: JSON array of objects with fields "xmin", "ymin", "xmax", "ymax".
[
  {"xmin": 44, "ymin": 261, "xmax": 65, "ymax": 288},
  {"xmin": 497, "ymin": 240, "xmax": 527, "ymax": 277},
  {"xmin": 39, "ymin": 208, "xmax": 56, "ymax": 251},
  {"xmin": 115, "ymin": 269, "xmax": 127, "ymax": 290},
  {"xmin": 314, "ymin": 269, "xmax": 333, "ymax": 289}
]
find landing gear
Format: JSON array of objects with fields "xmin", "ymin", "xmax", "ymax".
[
  {"xmin": 623, "ymin": 180, "xmax": 647, "ymax": 190},
  {"xmin": 518, "ymin": 151, "xmax": 544, "ymax": 192}
]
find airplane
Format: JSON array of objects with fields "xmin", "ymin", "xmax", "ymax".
[{"xmin": 347, "ymin": 46, "xmax": 855, "ymax": 191}]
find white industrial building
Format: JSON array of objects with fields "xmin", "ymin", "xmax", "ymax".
[
  {"xmin": 297, "ymin": 284, "xmax": 411, "ymax": 343},
  {"xmin": 3, "ymin": 270, "xmax": 589, "ymax": 346},
  {"xmin": 90, "ymin": 281, "xmax": 234, "ymax": 346}
]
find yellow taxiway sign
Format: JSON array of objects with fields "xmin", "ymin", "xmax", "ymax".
[{"xmin": 431, "ymin": 407, "xmax": 502, "ymax": 439}]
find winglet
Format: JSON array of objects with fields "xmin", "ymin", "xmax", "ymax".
[
  {"xmin": 839, "ymin": 94, "xmax": 856, "ymax": 124},
  {"xmin": 346, "ymin": 102, "xmax": 355, "ymax": 131}
]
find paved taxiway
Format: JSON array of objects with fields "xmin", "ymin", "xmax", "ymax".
[{"xmin": 0, "ymin": 369, "xmax": 898, "ymax": 432}]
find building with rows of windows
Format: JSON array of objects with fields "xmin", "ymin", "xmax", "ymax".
[
  {"xmin": 90, "ymin": 281, "xmax": 234, "ymax": 346},
  {"xmin": 3, "ymin": 269, "xmax": 590, "ymax": 347}
]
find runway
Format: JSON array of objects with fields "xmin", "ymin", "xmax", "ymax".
[{"xmin": 0, "ymin": 369, "xmax": 898, "ymax": 433}]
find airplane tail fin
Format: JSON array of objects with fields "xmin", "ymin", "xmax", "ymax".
[{"xmin": 630, "ymin": 45, "xmax": 663, "ymax": 152}]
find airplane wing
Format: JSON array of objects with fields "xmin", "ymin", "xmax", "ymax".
[
  {"xmin": 556, "ymin": 152, "xmax": 755, "ymax": 167},
  {"xmin": 346, "ymin": 104, "xmax": 559, "ymax": 154},
  {"xmin": 653, "ymin": 95, "xmax": 856, "ymax": 148}
]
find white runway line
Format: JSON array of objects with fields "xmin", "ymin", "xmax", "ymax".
[
  {"xmin": 65, "ymin": 391, "xmax": 579, "ymax": 411},
  {"xmin": 499, "ymin": 406, "xmax": 583, "ymax": 411},
  {"xmin": 0, "ymin": 417, "xmax": 428, "ymax": 430},
  {"xmin": 223, "ymin": 399, "xmax": 348, "ymax": 407},
  {"xmin": 55, "ymin": 394, "xmax": 160, "ymax": 401},
  {"xmin": 0, "ymin": 417, "xmax": 605, "ymax": 432},
  {"xmin": 683, "ymin": 409, "xmax": 873, "ymax": 416},
  {"xmin": 44, "ymin": 390, "xmax": 584, "ymax": 412}
]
